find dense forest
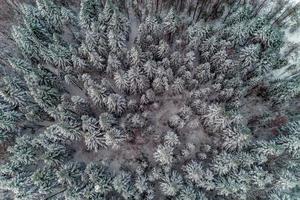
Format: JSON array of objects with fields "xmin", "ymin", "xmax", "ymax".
[{"xmin": 0, "ymin": 0, "xmax": 299, "ymax": 199}]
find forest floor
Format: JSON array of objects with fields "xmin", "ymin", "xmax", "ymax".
[{"xmin": 72, "ymin": 96, "xmax": 210, "ymax": 174}]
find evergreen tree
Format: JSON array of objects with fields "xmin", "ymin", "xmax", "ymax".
[
  {"xmin": 82, "ymin": 115, "xmax": 107, "ymax": 151},
  {"xmin": 106, "ymin": 93, "xmax": 127, "ymax": 115},
  {"xmin": 0, "ymin": 0, "xmax": 299, "ymax": 199},
  {"xmin": 128, "ymin": 66, "xmax": 149, "ymax": 94},
  {"xmin": 153, "ymin": 144, "xmax": 174, "ymax": 166},
  {"xmin": 159, "ymin": 171, "xmax": 183, "ymax": 197}
]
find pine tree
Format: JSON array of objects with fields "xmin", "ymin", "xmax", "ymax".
[
  {"xmin": 159, "ymin": 171, "xmax": 183, "ymax": 196},
  {"xmin": 134, "ymin": 175, "xmax": 149, "ymax": 194},
  {"xmin": 162, "ymin": 8, "xmax": 180, "ymax": 36},
  {"xmin": 99, "ymin": 112, "xmax": 117, "ymax": 131},
  {"xmin": 277, "ymin": 121, "xmax": 300, "ymax": 156},
  {"xmin": 171, "ymin": 78, "xmax": 185, "ymax": 95},
  {"xmin": 153, "ymin": 144, "xmax": 174, "ymax": 166},
  {"xmin": 114, "ymin": 70, "xmax": 129, "ymax": 92},
  {"xmin": 104, "ymin": 127, "xmax": 126, "ymax": 149},
  {"xmin": 31, "ymin": 166, "xmax": 57, "ymax": 194},
  {"xmin": 106, "ymin": 93, "xmax": 127, "ymax": 115},
  {"xmin": 152, "ymin": 77, "xmax": 168, "ymax": 94},
  {"xmin": 56, "ymin": 162, "xmax": 85, "ymax": 188},
  {"xmin": 42, "ymin": 144, "xmax": 70, "ymax": 167},
  {"xmin": 82, "ymin": 115, "xmax": 107, "ymax": 151},
  {"xmin": 82, "ymin": 74, "xmax": 110, "ymax": 106},
  {"xmin": 128, "ymin": 66, "xmax": 149, "ymax": 94},
  {"xmin": 79, "ymin": 0, "xmax": 102, "ymax": 29},
  {"xmin": 222, "ymin": 127, "xmax": 251, "ymax": 151},
  {"xmin": 202, "ymin": 104, "xmax": 231, "ymax": 132},
  {"xmin": 112, "ymin": 171, "xmax": 136, "ymax": 199},
  {"xmin": 211, "ymin": 152, "xmax": 238, "ymax": 175},
  {"xmin": 177, "ymin": 184, "xmax": 208, "ymax": 200},
  {"xmin": 168, "ymin": 114, "xmax": 185, "ymax": 129},
  {"xmin": 183, "ymin": 160, "xmax": 204, "ymax": 184},
  {"xmin": 164, "ymin": 131, "xmax": 180, "ymax": 146},
  {"xmin": 85, "ymin": 161, "xmax": 112, "ymax": 195},
  {"xmin": 106, "ymin": 54, "xmax": 122, "ymax": 76},
  {"xmin": 143, "ymin": 60, "xmax": 157, "ymax": 80},
  {"xmin": 0, "ymin": 0, "xmax": 300, "ymax": 199}
]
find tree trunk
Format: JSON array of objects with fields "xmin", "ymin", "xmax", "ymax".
[
  {"xmin": 284, "ymin": 44, "xmax": 299, "ymax": 57},
  {"xmin": 209, "ymin": 0, "xmax": 223, "ymax": 20},
  {"xmin": 272, "ymin": 5, "xmax": 289, "ymax": 26},
  {"xmin": 177, "ymin": 0, "xmax": 182, "ymax": 11},
  {"xmin": 253, "ymin": 0, "xmax": 268, "ymax": 17},
  {"xmin": 45, "ymin": 188, "xmax": 67, "ymax": 200},
  {"xmin": 276, "ymin": 3, "xmax": 300, "ymax": 26},
  {"xmin": 196, "ymin": 0, "xmax": 208, "ymax": 21},
  {"xmin": 193, "ymin": 0, "xmax": 200, "ymax": 20}
]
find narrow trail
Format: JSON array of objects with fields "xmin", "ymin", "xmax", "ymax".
[{"xmin": 127, "ymin": 3, "xmax": 139, "ymax": 49}]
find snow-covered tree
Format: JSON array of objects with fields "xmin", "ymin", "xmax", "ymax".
[
  {"xmin": 82, "ymin": 115, "xmax": 107, "ymax": 151},
  {"xmin": 128, "ymin": 66, "xmax": 149, "ymax": 94},
  {"xmin": 1, "ymin": 0, "xmax": 300, "ymax": 199},
  {"xmin": 114, "ymin": 70, "xmax": 129, "ymax": 92},
  {"xmin": 106, "ymin": 93, "xmax": 127, "ymax": 115},
  {"xmin": 153, "ymin": 144, "xmax": 174, "ymax": 166},
  {"xmin": 159, "ymin": 171, "xmax": 183, "ymax": 196},
  {"xmin": 164, "ymin": 131, "xmax": 180, "ymax": 146}
]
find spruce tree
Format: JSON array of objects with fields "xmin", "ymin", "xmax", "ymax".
[{"xmin": 0, "ymin": 0, "xmax": 299, "ymax": 199}]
